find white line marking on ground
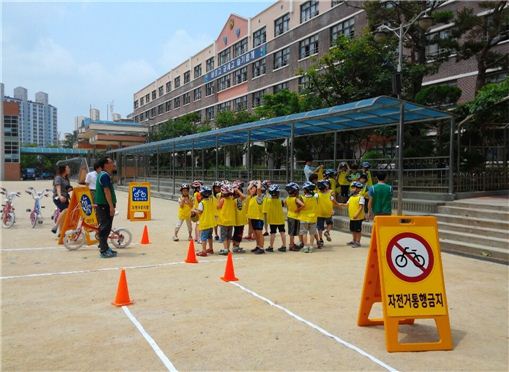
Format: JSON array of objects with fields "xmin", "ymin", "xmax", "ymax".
[
  {"xmin": 0, "ymin": 247, "xmax": 61, "ymax": 252},
  {"xmin": 230, "ymin": 282, "xmax": 398, "ymax": 372},
  {"xmin": 0, "ymin": 258, "xmax": 230, "ymax": 280},
  {"xmin": 122, "ymin": 306, "xmax": 178, "ymax": 372}
]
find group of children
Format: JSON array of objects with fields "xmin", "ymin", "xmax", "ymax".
[{"xmin": 173, "ymin": 161, "xmax": 375, "ymax": 255}]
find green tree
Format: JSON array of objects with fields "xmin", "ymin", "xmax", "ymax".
[{"xmin": 449, "ymin": 1, "xmax": 509, "ymax": 92}]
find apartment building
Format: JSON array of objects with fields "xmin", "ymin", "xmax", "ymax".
[
  {"xmin": 4, "ymin": 86, "xmax": 58, "ymax": 146},
  {"xmin": 132, "ymin": 0, "xmax": 508, "ymax": 129}
]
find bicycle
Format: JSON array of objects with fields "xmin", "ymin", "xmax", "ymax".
[
  {"xmin": 0, "ymin": 187, "xmax": 21, "ymax": 228},
  {"xmin": 25, "ymin": 187, "xmax": 51, "ymax": 228},
  {"xmin": 63, "ymin": 204, "xmax": 132, "ymax": 251},
  {"xmin": 395, "ymin": 247, "xmax": 426, "ymax": 268}
]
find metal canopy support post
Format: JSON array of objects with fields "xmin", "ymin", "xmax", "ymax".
[
  {"xmin": 290, "ymin": 123, "xmax": 295, "ymax": 181},
  {"xmin": 448, "ymin": 118, "xmax": 455, "ymax": 195},
  {"xmin": 172, "ymin": 143, "xmax": 176, "ymax": 195},
  {"xmin": 286, "ymin": 137, "xmax": 290, "ymax": 183},
  {"xmin": 156, "ymin": 148, "xmax": 160, "ymax": 192},
  {"xmin": 215, "ymin": 136, "xmax": 219, "ymax": 180},
  {"xmin": 397, "ymin": 100, "xmax": 404, "ymax": 215},
  {"xmin": 191, "ymin": 141, "xmax": 195, "ymax": 182},
  {"xmin": 333, "ymin": 132, "xmax": 337, "ymax": 169},
  {"xmin": 134, "ymin": 155, "xmax": 138, "ymax": 182},
  {"xmin": 247, "ymin": 131, "xmax": 251, "ymax": 180}
]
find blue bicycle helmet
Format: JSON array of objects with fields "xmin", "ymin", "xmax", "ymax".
[
  {"xmin": 324, "ymin": 169, "xmax": 337, "ymax": 178},
  {"xmin": 362, "ymin": 161, "xmax": 371, "ymax": 169},
  {"xmin": 302, "ymin": 181, "xmax": 316, "ymax": 192},
  {"xmin": 268, "ymin": 184, "xmax": 280, "ymax": 196},
  {"xmin": 352, "ymin": 181, "xmax": 364, "ymax": 188},
  {"xmin": 285, "ymin": 182, "xmax": 300, "ymax": 194},
  {"xmin": 317, "ymin": 180, "xmax": 329, "ymax": 191},
  {"xmin": 200, "ymin": 186, "xmax": 212, "ymax": 198}
]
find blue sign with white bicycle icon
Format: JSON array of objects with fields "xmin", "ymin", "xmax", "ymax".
[
  {"xmin": 80, "ymin": 194, "xmax": 93, "ymax": 216},
  {"xmin": 132, "ymin": 187, "xmax": 148, "ymax": 202}
]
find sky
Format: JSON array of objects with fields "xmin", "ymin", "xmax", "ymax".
[{"xmin": 2, "ymin": 0, "xmax": 273, "ymax": 136}]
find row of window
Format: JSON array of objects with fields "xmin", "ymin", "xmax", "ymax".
[{"xmin": 135, "ymin": 10, "xmax": 355, "ymax": 109}]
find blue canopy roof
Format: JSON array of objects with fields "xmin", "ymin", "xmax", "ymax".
[
  {"xmin": 21, "ymin": 147, "xmax": 90, "ymax": 155},
  {"xmin": 110, "ymin": 96, "xmax": 451, "ymax": 155}
]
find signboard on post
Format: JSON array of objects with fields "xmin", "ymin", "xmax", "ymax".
[
  {"xmin": 127, "ymin": 182, "xmax": 151, "ymax": 221},
  {"xmin": 357, "ymin": 216, "xmax": 452, "ymax": 352}
]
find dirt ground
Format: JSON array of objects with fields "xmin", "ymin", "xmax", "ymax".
[{"xmin": 1, "ymin": 180, "xmax": 507, "ymax": 371}]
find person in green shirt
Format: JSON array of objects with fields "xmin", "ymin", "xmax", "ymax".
[
  {"xmin": 95, "ymin": 157, "xmax": 117, "ymax": 258},
  {"xmin": 367, "ymin": 172, "xmax": 393, "ymax": 219}
]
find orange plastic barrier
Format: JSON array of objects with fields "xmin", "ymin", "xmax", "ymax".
[{"xmin": 357, "ymin": 216, "xmax": 452, "ymax": 352}]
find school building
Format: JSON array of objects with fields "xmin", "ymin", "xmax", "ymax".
[{"xmin": 132, "ymin": 0, "xmax": 508, "ymax": 129}]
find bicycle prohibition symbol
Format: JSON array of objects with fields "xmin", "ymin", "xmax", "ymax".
[{"xmin": 386, "ymin": 232, "xmax": 434, "ymax": 283}]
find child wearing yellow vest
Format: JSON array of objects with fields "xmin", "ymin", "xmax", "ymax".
[
  {"xmin": 316, "ymin": 180, "xmax": 342, "ymax": 247},
  {"xmin": 246, "ymin": 180, "xmax": 265, "ymax": 254},
  {"xmin": 299, "ymin": 182, "xmax": 319, "ymax": 253},
  {"xmin": 191, "ymin": 180, "xmax": 203, "ymax": 243},
  {"xmin": 193, "ymin": 186, "xmax": 217, "ymax": 257},
  {"xmin": 337, "ymin": 162, "xmax": 350, "ymax": 203},
  {"xmin": 262, "ymin": 180, "xmax": 271, "ymax": 237},
  {"xmin": 173, "ymin": 183, "xmax": 193, "ymax": 242},
  {"xmin": 217, "ymin": 183, "xmax": 236, "ymax": 255},
  {"xmin": 232, "ymin": 181, "xmax": 247, "ymax": 253},
  {"xmin": 361, "ymin": 162, "xmax": 374, "ymax": 187},
  {"xmin": 212, "ymin": 181, "xmax": 222, "ymax": 241},
  {"xmin": 344, "ymin": 181, "xmax": 365, "ymax": 248},
  {"xmin": 284, "ymin": 182, "xmax": 304, "ymax": 251},
  {"xmin": 263, "ymin": 184, "xmax": 287, "ymax": 252}
]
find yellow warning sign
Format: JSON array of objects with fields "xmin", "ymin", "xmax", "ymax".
[
  {"xmin": 127, "ymin": 182, "xmax": 151, "ymax": 221},
  {"xmin": 357, "ymin": 216, "xmax": 452, "ymax": 352}
]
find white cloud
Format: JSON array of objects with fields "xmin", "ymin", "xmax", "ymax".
[
  {"xmin": 158, "ymin": 29, "xmax": 212, "ymax": 70},
  {"xmin": 3, "ymin": 37, "xmax": 158, "ymax": 134}
]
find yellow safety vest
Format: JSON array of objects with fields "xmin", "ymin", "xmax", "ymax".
[
  {"xmin": 299, "ymin": 194, "xmax": 318, "ymax": 223},
  {"xmin": 218, "ymin": 197, "xmax": 236, "ymax": 226},
  {"xmin": 265, "ymin": 197, "xmax": 285, "ymax": 225},
  {"xmin": 235, "ymin": 198, "xmax": 248, "ymax": 226},
  {"xmin": 338, "ymin": 171, "xmax": 349, "ymax": 186},
  {"xmin": 177, "ymin": 196, "xmax": 193, "ymax": 220},
  {"xmin": 285, "ymin": 196, "xmax": 300, "ymax": 219},
  {"xmin": 199, "ymin": 198, "xmax": 217, "ymax": 230},
  {"xmin": 317, "ymin": 191, "xmax": 334, "ymax": 218},
  {"xmin": 247, "ymin": 195, "xmax": 264, "ymax": 220},
  {"xmin": 348, "ymin": 194, "xmax": 365, "ymax": 221}
]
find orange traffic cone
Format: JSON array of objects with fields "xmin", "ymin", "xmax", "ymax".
[
  {"xmin": 112, "ymin": 268, "xmax": 134, "ymax": 306},
  {"xmin": 221, "ymin": 252, "xmax": 238, "ymax": 282},
  {"xmin": 140, "ymin": 225, "xmax": 150, "ymax": 244},
  {"xmin": 185, "ymin": 240, "xmax": 198, "ymax": 264}
]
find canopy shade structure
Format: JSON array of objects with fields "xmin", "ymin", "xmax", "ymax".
[
  {"xmin": 110, "ymin": 96, "xmax": 451, "ymax": 155},
  {"xmin": 21, "ymin": 147, "xmax": 90, "ymax": 155}
]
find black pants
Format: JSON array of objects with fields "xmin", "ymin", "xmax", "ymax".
[{"xmin": 96, "ymin": 204, "xmax": 114, "ymax": 252}]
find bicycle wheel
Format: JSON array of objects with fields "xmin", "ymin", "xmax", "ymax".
[
  {"xmin": 110, "ymin": 228, "xmax": 132, "ymax": 249},
  {"xmin": 63, "ymin": 229, "xmax": 85, "ymax": 250},
  {"xmin": 414, "ymin": 254, "xmax": 426, "ymax": 268},
  {"xmin": 2, "ymin": 212, "xmax": 15, "ymax": 228},
  {"xmin": 30, "ymin": 211, "xmax": 37, "ymax": 228},
  {"xmin": 395, "ymin": 254, "xmax": 407, "ymax": 268}
]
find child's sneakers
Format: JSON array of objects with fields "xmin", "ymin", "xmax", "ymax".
[
  {"xmin": 233, "ymin": 247, "xmax": 245, "ymax": 253},
  {"xmin": 196, "ymin": 251, "xmax": 208, "ymax": 257},
  {"xmin": 253, "ymin": 247, "xmax": 265, "ymax": 254},
  {"xmin": 289, "ymin": 245, "xmax": 301, "ymax": 252},
  {"xmin": 317, "ymin": 239, "xmax": 324, "ymax": 248},
  {"xmin": 352, "ymin": 242, "xmax": 362, "ymax": 248},
  {"xmin": 346, "ymin": 241, "xmax": 355, "ymax": 246},
  {"xmin": 302, "ymin": 246, "xmax": 313, "ymax": 253},
  {"xmin": 278, "ymin": 246, "xmax": 287, "ymax": 252},
  {"xmin": 324, "ymin": 230, "xmax": 331, "ymax": 242},
  {"xmin": 172, "ymin": 236, "xmax": 179, "ymax": 241},
  {"xmin": 265, "ymin": 247, "xmax": 274, "ymax": 252}
]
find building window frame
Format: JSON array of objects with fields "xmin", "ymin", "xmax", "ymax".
[
  {"xmin": 193, "ymin": 87, "xmax": 202, "ymax": 101},
  {"xmin": 300, "ymin": 0, "xmax": 319, "ymax": 24},
  {"xmin": 194, "ymin": 64, "xmax": 202, "ymax": 79},
  {"xmin": 252, "ymin": 58, "xmax": 267, "ymax": 78},
  {"xmin": 183, "ymin": 70, "xmax": 191, "ymax": 84},
  {"xmin": 218, "ymin": 48, "xmax": 231, "ymax": 66},
  {"xmin": 274, "ymin": 13, "xmax": 290, "ymax": 37},
  {"xmin": 174, "ymin": 76, "xmax": 181, "ymax": 88},
  {"xmin": 330, "ymin": 17, "xmax": 355, "ymax": 44},
  {"xmin": 253, "ymin": 26, "xmax": 267, "ymax": 48},
  {"xmin": 233, "ymin": 38, "xmax": 248, "ymax": 58},
  {"xmin": 206, "ymin": 57, "xmax": 215, "ymax": 73},
  {"xmin": 273, "ymin": 47, "xmax": 290, "ymax": 70},
  {"xmin": 299, "ymin": 33, "xmax": 319, "ymax": 59}
]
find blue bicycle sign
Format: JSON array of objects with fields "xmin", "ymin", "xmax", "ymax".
[
  {"xmin": 132, "ymin": 187, "xmax": 148, "ymax": 202},
  {"xmin": 80, "ymin": 194, "xmax": 93, "ymax": 216}
]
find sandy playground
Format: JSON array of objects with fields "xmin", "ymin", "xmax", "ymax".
[{"xmin": 1, "ymin": 180, "xmax": 508, "ymax": 371}]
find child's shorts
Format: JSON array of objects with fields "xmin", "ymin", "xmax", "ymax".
[
  {"xmin": 300, "ymin": 221, "xmax": 317, "ymax": 235},
  {"xmin": 316, "ymin": 217, "xmax": 333, "ymax": 231},
  {"xmin": 270, "ymin": 224, "xmax": 285, "ymax": 234},
  {"xmin": 349, "ymin": 220, "xmax": 363, "ymax": 233},
  {"xmin": 220, "ymin": 225, "xmax": 233, "ymax": 241},
  {"xmin": 200, "ymin": 228, "xmax": 213, "ymax": 241},
  {"xmin": 287, "ymin": 217, "xmax": 300, "ymax": 236},
  {"xmin": 250, "ymin": 219, "xmax": 264, "ymax": 231},
  {"xmin": 232, "ymin": 225, "xmax": 244, "ymax": 243},
  {"xmin": 340, "ymin": 185, "xmax": 350, "ymax": 198}
]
